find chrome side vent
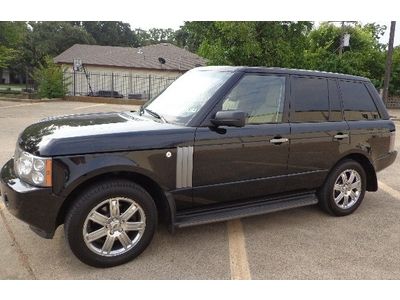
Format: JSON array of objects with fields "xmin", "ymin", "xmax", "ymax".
[{"xmin": 176, "ymin": 146, "xmax": 193, "ymax": 188}]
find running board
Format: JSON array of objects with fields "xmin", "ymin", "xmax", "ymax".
[{"xmin": 174, "ymin": 193, "xmax": 318, "ymax": 229}]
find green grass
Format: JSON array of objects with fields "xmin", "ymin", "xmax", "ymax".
[{"xmin": 0, "ymin": 84, "xmax": 25, "ymax": 91}]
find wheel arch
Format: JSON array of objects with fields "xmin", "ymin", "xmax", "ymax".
[
  {"xmin": 334, "ymin": 153, "xmax": 377, "ymax": 191},
  {"xmin": 56, "ymin": 170, "xmax": 174, "ymax": 228}
]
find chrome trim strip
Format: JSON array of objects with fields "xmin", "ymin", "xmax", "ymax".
[
  {"xmin": 182, "ymin": 147, "xmax": 188, "ymax": 187},
  {"xmin": 187, "ymin": 146, "xmax": 193, "ymax": 187}
]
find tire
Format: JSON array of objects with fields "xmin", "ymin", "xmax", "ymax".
[
  {"xmin": 64, "ymin": 179, "xmax": 157, "ymax": 268},
  {"xmin": 318, "ymin": 159, "xmax": 366, "ymax": 216}
]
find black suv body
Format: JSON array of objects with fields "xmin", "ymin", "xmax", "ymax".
[{"xmin": 1, "ymin": 66, "xmax": 397, "ymax": 267}]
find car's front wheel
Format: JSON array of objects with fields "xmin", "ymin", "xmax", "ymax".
[
  {"xmin": 64, "ymin": 179, "xmax": 157, "ymax": 268},
  {"xmin": 318, "ymin": 160, "xmax": 366, "ymax": 216}
]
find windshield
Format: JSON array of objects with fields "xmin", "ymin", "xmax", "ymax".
[{"xmin": 143, "ymin": 69, "xmax": 233, "ymax": 125}]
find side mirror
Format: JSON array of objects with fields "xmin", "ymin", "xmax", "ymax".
[{"xmin": 210, "ymin": 110, "xmax": 247, "ymax": 128}]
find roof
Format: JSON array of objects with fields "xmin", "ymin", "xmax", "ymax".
[
  {"xmin": 54, "ymin": 43, "xmax": 207, "ymax": 72},
  {"xmin": 195, "ymin": 66, "xmax": 370, "ymax": 82}
]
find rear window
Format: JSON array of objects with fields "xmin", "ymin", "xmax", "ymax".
[
  {"xmin": 339, "ymin": 80, "xmax": 380, "ymax": 121},
  {"xmin": 291, "ymin": 76, "xmax": 329, "ymax": 122}
]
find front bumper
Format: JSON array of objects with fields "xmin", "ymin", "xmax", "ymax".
[{"xmin": 0, "ymin": 159, "xmax": 64, "ymax": 239}]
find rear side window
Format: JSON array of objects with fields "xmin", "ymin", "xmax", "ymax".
[
  {"xmin": 339, "ymin": 80, "xmax": 380, "ymax": 121},
  {"xmin": 291, "ymin": 76, "xmax": 329, "ymax": 122}
]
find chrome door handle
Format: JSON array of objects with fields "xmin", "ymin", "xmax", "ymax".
[
  {"xmin": 334, "ymin": 133, "xmax": 349, "ymax": 140},
  {"xmin": 270, "ymin": 137, "xmax": 289, "ymax": 144}
]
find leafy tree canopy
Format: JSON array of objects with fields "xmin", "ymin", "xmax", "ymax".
[
  {"xmin": 0, "ymin": 21, "xmax": 27, "ymax": 68},
  {"xmin": 0, "ymin": 21, "xmax": 398, "ymax": 94},
  {"xmin": 22, "ymin": 21, "xmax": 95, "ymax": 71},
  {"xmin": 304, "ymin": 22, "xmax": 387, "ymax": 87},
  {"xmin": 81, "ymin": 21, "xmax": 139, "ymax": 47}
]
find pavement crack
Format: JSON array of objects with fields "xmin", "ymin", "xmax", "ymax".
[{"xmin": 0, "ymin": 207, "xmax": 37, "ymax": 279}]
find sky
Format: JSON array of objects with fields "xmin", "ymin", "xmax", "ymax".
[
  {"xmin": 379, "ymin": 22, "xmax": 400, "ymax": 46},
  {"xmin": 128, "ymin": 20, "xmax": 400, "ymax": 47},
  {"xmin": 128, "ymin": 20, "xmax": 184, "ymax": 31}
]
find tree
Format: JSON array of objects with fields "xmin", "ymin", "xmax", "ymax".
[
  {"xmin": 390, "ymin": 46, "xmax": 400, "ymax": 95},
  {"xmin": 0, "ymin": 21, "xmax": 27, "ymax": 69},
  {"xmin": 135, "ymin": 28, "xmax": 151, "ymax": 46},
  {"xmin": 82, "ymin": 21, "xmax": 139, "ymax": 47},
  {"xmin": 135, "ymin": 28, "xmax": 176, "ymax": 46},
  {"xmin": 22, "ymin": 22, "xmax": 95, "ymax": 72},
  {"xmin": 148, "ymin": 28, "xmax": 176, "ymax": 43},
  {"xmin": 304, "ymin": 22, "xmax": 386, "ymax": 87},
  {"xmin": 181, "ymin": 21, "xmax": 313, "ymax": 68},
  {"xmin": 33, "ymin": 56, "xmax": 68, "ymax": 98},
  {"xmin": 0, "ymin": 46, "xmax": 17, "ymax": 69},
  {"xmin": 174, "ymin": 21, "xmax": 219, "ymax": 52}
]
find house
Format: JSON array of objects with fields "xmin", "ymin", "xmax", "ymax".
[
  {"xmin": 1, "ymin": 69, "xmax": 10, "ymax": 84},
  {"xmin": 54, "ymin": 43, "xmax": 207, "ymax": 99}
]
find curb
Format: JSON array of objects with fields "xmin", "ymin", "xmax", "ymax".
[
  {"xmin": 65, "ymin": 96, "xmax": 146, "ymax": 106},
  {"xmin": 0, "ymin": 97, "xmax": 64, "ymax": 103},
  {"xmin": 0, "ymin": 96, "xmax": 145, "ymax": 105}
]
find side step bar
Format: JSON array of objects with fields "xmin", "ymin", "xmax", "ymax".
[{"xmin": 174, "ymin": 193, "xmax": 319, "ymax": 229}]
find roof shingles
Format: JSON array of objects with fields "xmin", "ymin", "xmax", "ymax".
[{"xmin": 54, "ymin": 43, "xmax": 206, "ymax": 71}]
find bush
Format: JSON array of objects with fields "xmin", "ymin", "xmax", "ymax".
[{"xmin": 33, "ymin": 57, "xmax": 68, "ymax": 98}]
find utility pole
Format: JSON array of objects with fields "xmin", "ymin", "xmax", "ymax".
[{"xmin": 382, "ymin": 21, "xmax": 396, "ymax": 103}]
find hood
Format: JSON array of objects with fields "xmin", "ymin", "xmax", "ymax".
[{"xmin": 18, "ymin": 111, "xmax": 194, "ymax": 156}]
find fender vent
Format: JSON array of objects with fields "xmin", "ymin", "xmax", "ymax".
[{"xmin": 176, "ymin": 146, "xmax": 193, "ymax": 188}]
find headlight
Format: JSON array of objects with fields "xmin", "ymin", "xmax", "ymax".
[{"xmin": 14, "ymin": 148, "xmax": 52, "ymax": 187}]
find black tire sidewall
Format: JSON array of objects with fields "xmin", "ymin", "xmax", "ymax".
[
  {"xmin": 64, "ymin": 180, "xmax": 157, "ymax": 268},
  {"xmin": 320, "ymin": 160, "xmax": 367, "ymax": 216}
]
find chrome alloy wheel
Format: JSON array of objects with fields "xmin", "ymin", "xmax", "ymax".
[
  {"xmin": 333, "ymin": 169, "xmax": 362, "ymax": 209},
  {"xmin": 83, "ymin": 197, "xmax": 146, "ymax": 257}
]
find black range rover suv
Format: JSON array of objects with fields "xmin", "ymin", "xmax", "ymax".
[{"xmin": 1, "ymin": 66, "xmax": 397, "ymax": 267}]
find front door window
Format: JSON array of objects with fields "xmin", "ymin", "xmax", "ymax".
[{"xmin": 222, "ymin": 74, "xmax": 286, "ymax": 124}]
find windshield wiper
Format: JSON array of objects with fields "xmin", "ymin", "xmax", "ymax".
[{"xmin": 140, "ymin": 107, "xmax": 168, "ymax": 123}]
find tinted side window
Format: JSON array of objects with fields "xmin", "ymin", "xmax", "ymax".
[
  {"xmin": 292, "ymin": 77, "xmax": 329, "ymax": 122},
  {"xmin": 328, "ymin": 79, "xmax": 342, "ymax": 121},
  {"xmin": 339, "ymin": 80, "xmax": 380, "ymax": 121},
  {"xmin": 222, "ymin": 74, "xmax": 285, "ymax": 124}
]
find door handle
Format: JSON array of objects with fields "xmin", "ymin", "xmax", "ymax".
[
  {"xmin": 270, "ymin": 137, "xmax": 289, "ymax": 144},
  {"xmin": 334, "ymin": 133, "xmax": 349, "ymax": 140}
]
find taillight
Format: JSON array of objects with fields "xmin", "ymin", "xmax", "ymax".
[{"xmin": 389, "ymin": 131, "xmax": 396, "ymax": 152}]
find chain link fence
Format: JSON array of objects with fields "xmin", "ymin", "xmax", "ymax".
[
  {"xmin": 385, "ymin": 96, "xmax": 400, "ymax": 108},
  {"xmin": 63, "ymin": 71, "xmax": 179, "ymax": 100}
]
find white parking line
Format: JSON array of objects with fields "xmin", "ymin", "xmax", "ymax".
[
  {"xmin": 0, "ymin": 103, "xmax": 41, "ymax": 109},
  {"xmin": 72, "ymin": 104, "xmax": 105, "ymax": 110},
  {"xmin": 378, "ymin": 181, "xmax": 400, "ymax": 199},
  {"xmin": 227, "ymin": 219, "xmax": 251, "ymax": 280}
]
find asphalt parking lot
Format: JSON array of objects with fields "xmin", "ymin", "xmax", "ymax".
[{"xmin": 0, "ymin": 99, "xmax": 400, "ymax": 279}]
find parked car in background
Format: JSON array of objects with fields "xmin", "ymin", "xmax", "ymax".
[
  {"xmin": 89, "ymin": 90, "xmax": 124, "ymax": 98},
  {"xmin": 1, "ymin": 66, "xmax": 397, "ymax": 267}
]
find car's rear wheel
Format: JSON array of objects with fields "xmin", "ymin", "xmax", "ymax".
[
  {"xmin": 318, "ymin": 160, "xmax": 366, "ymax": 216},
  {"xmin": 64, "ymin": 179, "xmax": 157, "ymax": 268}
]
